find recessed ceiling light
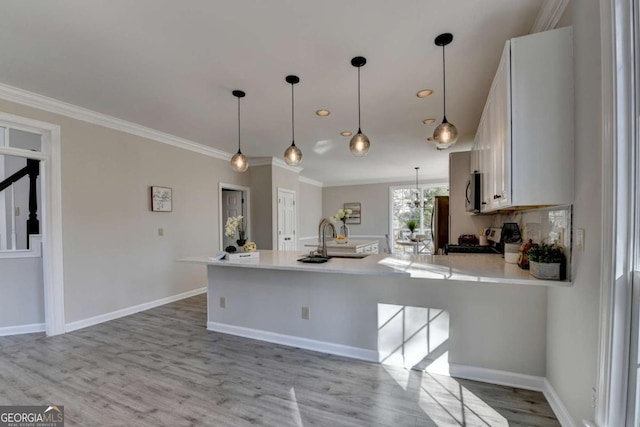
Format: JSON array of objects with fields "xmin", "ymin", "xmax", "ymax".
[
  {"xmin": 422, "ymin": 118, "xmax": 436, "ymax": 125},
  {"xmin": 416, "ymin": 89, "xmax": 433, "ymax": 98},
  {"xmin": 316, "ymin": 109, "xmax": 330, "ymax": 117},
  {"xmin": 340, "ymin": 131, "xmax": 353, "ymax": 137}
]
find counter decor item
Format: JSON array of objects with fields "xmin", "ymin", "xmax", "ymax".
[
  {"xmin": 225, "ymin": 215, "xmax": 246, "ymax": 248},
  {"xmin": 527, "ymin": 243, "xmax": 566, "ymax": 280},
  {"xmin": 517, "ymin": 240, "xmax": 535, "ymax": 270},
  {"xmin": 243, "ymin": 242, "xmax": 257, "ymax": 253},
  {"xmin": 331, "ymin": 208, "xmax": 353, "ymax": 241}
]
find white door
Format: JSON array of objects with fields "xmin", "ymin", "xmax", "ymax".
[
  {"xmin": 222, "ymin": 189, "xmax": 244, "ymax": 249},
  {"xmin": 277, "ymin": 188, "xmax": 296, "ymax": 251}
]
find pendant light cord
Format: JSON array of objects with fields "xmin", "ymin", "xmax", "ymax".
[
  {"xmin": 357, "ymin": 65, "xmax": 362, "ymax": 131},
  {"xmin": 237, "ymin": 97, "xmax": 241, "ymax": 153},
  {"xmin": 442, "ymin": 44, "xmax": 447, "ymax": 119},
  {"xmin": 291, "ymin": 82, "xmax": 295, "ymax": 144}
]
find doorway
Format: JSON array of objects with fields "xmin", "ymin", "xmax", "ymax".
[
  {"xmin": 218, "ymin": 183, "xmax": 250, "ymax": 251},
  {"xmin": 0, "ymin": 112, "xmax": 64, "ymax": 337}
]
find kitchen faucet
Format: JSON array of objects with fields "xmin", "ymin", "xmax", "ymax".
[{"xmin": 316, "ymin": 218, "xmax": 337, "ymax": 258}]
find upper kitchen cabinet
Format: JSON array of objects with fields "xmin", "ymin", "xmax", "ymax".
[{"xmin": 472, "ymin": 27, "xmax": 573, "ymax": 213}]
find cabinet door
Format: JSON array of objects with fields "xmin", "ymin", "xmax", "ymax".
[{"xmin": 491, "ymin": 43, "xmax": 511, "ymax": 209}]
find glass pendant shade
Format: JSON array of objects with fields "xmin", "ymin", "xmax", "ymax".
[
  {"xmin": 349, "ymin": 130, "xmax": 370, "ymax": 157},
  {"xmin": 231, "ymin": 150, "xmax": 248, "ymax": 172},
  {"xmin": 433, "ymin": 118, "xmax": 458, "ymax": 146},
  {"xmin": 284, "ymin": 142, "xmax": 302, "ymax": 166}
]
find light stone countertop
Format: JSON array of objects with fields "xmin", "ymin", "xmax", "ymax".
[{"xmin": 180, "ymin": 250, "xmax": 572, "ymax": 287}]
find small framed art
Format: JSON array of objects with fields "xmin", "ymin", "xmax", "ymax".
[
  {"xmin": 344, "ymin": 202, "xmax": 361, "ymax": 224},
  {"xmin": 151, "ymin": 186, "xmax": 172, "ymax": 212}
]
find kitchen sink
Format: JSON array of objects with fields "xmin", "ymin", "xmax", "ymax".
[
  {"xmin": 326, "ymin": 253, "xmax": 370, "ymax": 258},
  {"xmin": 297, "ymin": 256, "xmax": 330, "ymax": 263}
]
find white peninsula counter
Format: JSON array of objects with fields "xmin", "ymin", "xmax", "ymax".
[{"xmin": 181, "ymin": 250, "xmax": 565, "ymax": 384}]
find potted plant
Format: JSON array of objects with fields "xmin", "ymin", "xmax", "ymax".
[
  {"xmin": 406, "ymin": 219, "xmax": 418, "ymax": 241},
  {"xmin": 225, "ymin": 215, "xmax": 246, "ymax": 248},
  {"xmin": 527, "ymin": 243, "xmax": 566, "ymax": 280},
  {"xmin": 331, "ymin": 208, "xmax": 353, "ymax": 241}
]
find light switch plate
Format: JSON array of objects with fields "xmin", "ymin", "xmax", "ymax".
[
  {"xmin": 575, "ymin": 228, "xmax": 585, "ymax": 251},
  {"xmin": 158, "ymin": 228, "xmax": 164, "ymax": 237}
]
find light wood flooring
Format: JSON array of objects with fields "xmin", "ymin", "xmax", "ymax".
[{"xmin": 0, "ymin": 294, "xmax": 560, "ymax": 426}]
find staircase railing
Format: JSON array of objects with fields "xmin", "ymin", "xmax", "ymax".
[{"xmin": 0, "ymin": 159, "xmax": 39, "ymax": 249}]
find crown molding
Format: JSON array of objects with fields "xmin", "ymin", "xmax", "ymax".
[
  {"xmin": 248, "ymin": 156, "xmax": 303, "ymax": 173},
  {"xmin": 324, "ymin": 175, "xmax": 447, "ymax": 188},
  {"xmin": 530, "ymin": 0, "xmax": 570, "ymax": 33},
  {"xmin": 0, "ymin": 83, "xmax": 232, "ymax": 161},
  {"xmin": 298, "ymin": 176, "xmax": 324, "ymax": 187}
]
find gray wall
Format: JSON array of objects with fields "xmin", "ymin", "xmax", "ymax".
[
  {"xmin": 297, "ymin": 181, "xmax": 323, "ymax": 245},
  {"xmin": 0, "ymin": 256, "xmax": 44, "ymax": 327},
  {"xmin": 546, "ymin": 3, "xmax": 602, "ymax": 424},
  {"xmin": 249, "ymin": 165, "xmax": 272, "ymax": 250},
  {"xmin": 0, "ymin": 97, "xmax": 250, "ymax": 325}
]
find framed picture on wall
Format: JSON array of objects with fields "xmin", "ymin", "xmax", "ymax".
[
  {"xmin": 151, "ymin": 186, "xmax": 172, "ymax": 212},
  {"xmin": 344, "ymin": 202, "xmax": 361, "ymax": 224}
]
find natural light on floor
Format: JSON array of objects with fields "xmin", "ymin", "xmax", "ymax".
[{"xmin": 378, "ymin": 303, "xmax": 508, "ymax": 426}]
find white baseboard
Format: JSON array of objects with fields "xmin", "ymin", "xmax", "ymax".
[
  {"xmin": 449, "ymin": 363, "xmax": 545, "ymax": 391},
  {"xmin": 543, "ymin": 378, "xmax": 578, "ymax": 427},
  {"xmin": 0, "ymin": 322, "xmax": 45, "ymax": 337},
  {"xmin": 66, "ymin": 287, "xmax": 206, "ymax": 333},
  {"xmin": 207, "ymin": 321, "xmax": 379, "ymax": 362}
]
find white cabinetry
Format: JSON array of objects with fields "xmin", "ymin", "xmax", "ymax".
[{"xmin": 472, "ymin": 27, "xmax": 573, "ymax": 213}]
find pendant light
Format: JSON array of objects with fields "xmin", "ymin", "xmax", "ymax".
[
  {"xmin": 283, "ymin": 75, "xmax": 303, "ymax": 166},
  {"xmin": 349, "ymin": 56, "xmax": 370, "ymax": 156},
  {"xmin": 230, "ymin": 90, "xmax": 248, "ymax": 172},
  {"xmin": 432, "ymin": 33, "xmax": 458, "ymax": 149},
  {"xmin": 408, "ymin": 167, "xmax": 423, "ymax": 209}
]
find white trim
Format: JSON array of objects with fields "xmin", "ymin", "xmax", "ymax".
[
  {"xmin": 0, "ymin": 323, "xmax": 45, "ymax": 337},
  {"xmin": 0, "ymin": 83, "xmax": 231, "ymax": 161},
  {"xmin": 65, "ymin": 287, "xmax": 206, "ymax": 333},
  {"xmin": 530, "ymin": 0, "xmax": 570, "ymax": 33},
  {"xmin": 325, "ymin": 175, "xmax": 448, "ymax": 188},
  {"xmin": 449, "ymin": 363, "xmax": 545, "ymax": 392},
  {"xmin": 0, "ymin": 234, "xmax": 42, "ymax": 258},
  {"xmin": 542, "ymin": 379, "xmax": 580, "ymax": 427},
  {"xmin": 298, "ymin": 175, "xmax": 323, "ymax": 187},
  {"xmin": 207, "ymin": 321, "xmax": 379, "ymax": 362},
  {"xmin": 249, "ymin": 156, "xmax": 303, "ymax": 174}
]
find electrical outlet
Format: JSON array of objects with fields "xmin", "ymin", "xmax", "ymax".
[
  {"xmin": 219, "ymin": 297, "xmax": 226, "ymax": 308},
  {"xmin": 301, "ymin": 306, "xmax": 310, "ymax": 320},
  {"xmin": 14, "ymin": 207, "xmax": 19, "ymax": 216},
  {"xmin": 576, "ymin": 228, "xmax": 585, "ymax": 251},
  {"xmin": 591, "ymin": 387, "xmax": 597, "ymax": 409},
  {"xmin": 158, "ymin": 228, "xmax": 164, "ymax": 237}
]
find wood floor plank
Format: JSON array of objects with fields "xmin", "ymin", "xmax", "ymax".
[{"xmin": 0, "ymin": 294, "xmax": 560, "ymax": 426}]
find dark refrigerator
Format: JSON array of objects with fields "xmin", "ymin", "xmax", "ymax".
[{"xmin": 431, "ymin": 196, "xmax": 449, "ymax": 254}]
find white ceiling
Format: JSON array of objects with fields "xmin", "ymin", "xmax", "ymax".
[{"xmin": 0, "ymin": 0, "xmax": 544, "ymax": 186}]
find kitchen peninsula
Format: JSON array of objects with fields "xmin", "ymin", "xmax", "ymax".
[{"xmin": 182, "ymin": 250, "xmax": 568, "ymax": 380}]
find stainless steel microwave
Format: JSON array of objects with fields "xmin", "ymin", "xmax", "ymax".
[{"xmin": 465, "ymin": 172, "xmax": 481, "ymax": 213}]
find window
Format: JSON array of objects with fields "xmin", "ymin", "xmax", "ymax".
[{"xmin": 389, "ymin": 184, "xmax": 448, "ymax": 253}]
